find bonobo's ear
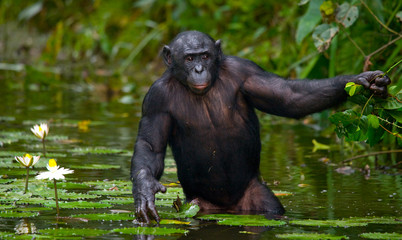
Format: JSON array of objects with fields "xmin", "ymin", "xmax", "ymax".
[
  {"xmin": 162, "ymin": 45, "xmax": 172, "ymax": 66},
  {"xmin": 215, "ymin": 40, "xmax": 222, "ymax": 60}
]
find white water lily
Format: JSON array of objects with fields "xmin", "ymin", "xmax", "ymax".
[
  {"xmin": 36, "ymin": 159, "xmax": 74, "ymax": 180},
  {"xmin": 31, "ymin": 123, "xmax": 49, "ymax": 140},
  {"xmin": 15, "ymin": 154, "xmax": 40, "ymax": 167}
]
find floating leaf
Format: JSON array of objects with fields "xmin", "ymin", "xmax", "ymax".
[
  {"xmin": 70, "ymin": 164, "xmax": 120, "ymax": 170},
  {"xmin": 70, "ymin": 147, "xmax": 130, "ymax": 155},
  {"xmin": 312, "ymin": 23, "xmax": 339, "ymax": 52},
  {"xmin": 46, "ymin": 182, "xmax": 90, "ymax": 190},
  {"xmin": 0, "ymin": 204, "xmax": 14, "ymax": 210},
  {"xmin": 100, "ymin": 197, "xmax": 133, "ymax": 205},
  {"xmin": 0, "ymin": 211, "xmax": 39, "ymax": 218},
  {"xmin": 290, "ymin": 217, "xmax": 402, "ymax": 227},
  {"xmin": 113, "ymin": 227, "xmax": 188, "ymax": 236},
  {"xmin": 359, "ymin": 232, "xmax": 402, "ymax": 239},
  {"xmin": 276, "ymin": 233, "xmax": 348, "ymax": 239},
  {"xmin": 159, "ymin": 203, "xmax": 200, "ymax": 219},
  {"xmin": 312, "ymin": 139, "xmax": 330, "ymax": 152},
  {"xmin": 198, "ymin": 214, "xmax": 286, "ymax": 227},
  {"xmin": 156, "ymin": 187, "xmax": 185, "ymax": 200},
  {"xmin": 336, "ymin": 2, "xmax": 359, "ymax": 28},
  {"xmin": 273, "ymin": 190, "xmax": 294, "ymax": 197},
  {"xmin": 38, "ymin": 228, "xmax": 109, "ymax": 237},
  {"xmin": 44, "ymin": 200, "xmax": 112, "ymax": 209},
  {"xmin": 88, "ymin": 190, "xmax": 131, "ymax": 196},
  {"xmin": 71, "ymin": 212, "xmax": 134, "ymax": 221}
]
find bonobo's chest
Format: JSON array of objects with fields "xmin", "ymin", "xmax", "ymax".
[{"xmin": 169, "ymin": 79, "xmax": 249, "ymax": 132}]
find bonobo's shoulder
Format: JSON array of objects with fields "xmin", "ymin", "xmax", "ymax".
[
  {"xmin": 142, "ymin": 74, "xmax": 170, "ymax": 110},
  {"xmin": 222, "ymin": 56, "xmax": 264, "ymax": 73}
]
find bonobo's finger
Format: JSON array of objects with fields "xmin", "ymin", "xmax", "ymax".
[
  {"xmin": 147, "ymin": 201, "xmax": 160, "ymax": 223},
  {"xmin": 136, "ymin": 201, "xmax": 150, "ymax": 224},
  {"xmin": 369, "ymin": 85, "xmax": 388, "ymax": 97},
  {"xmin": 374, "ymin": 75, "xmax": 391, "ymax": 86},
  {"xmin": 158, "ymin": 183, "xmax": 167, "ymax": 193},
  {"xmin": 355, "ymin": 77, "xmax": 370, "ymax": 88}
]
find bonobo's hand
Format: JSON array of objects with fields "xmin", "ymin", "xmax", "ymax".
[
  {"xmin": 353, "ymin": 70, "xmax": 391, "ymax": 98},
  {"xmin": 132, "ymin": 170, "xmax": 166, "ymax": 224}
]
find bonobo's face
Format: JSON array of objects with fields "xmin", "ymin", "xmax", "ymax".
[{"xmin": 163, "ymin": 31, "xmax": 222, "ymax": 94}]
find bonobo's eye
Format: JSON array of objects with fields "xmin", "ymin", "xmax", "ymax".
[
  {"xmin": 185, "ymin": 56, "xmax": 193, "ymax": 62},
  {"xmin": 202, "ymin": 54, "xmax": 209, "ymax": 60}
]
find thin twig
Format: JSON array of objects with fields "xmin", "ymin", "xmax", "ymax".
[
  {"xmin": 360, "ymin": 0, "xmax": 402, "ymax": 36},
  {"xmin": 343, "ymin": 30, "xmax": 366, "ymax": 57},
  {"xmin": 342, "ymin": 149, "xmax": 402, "ymax": 163},
  {"xmin": 379, "ymin": 123, "xmax": 402, "ymax": 139}
]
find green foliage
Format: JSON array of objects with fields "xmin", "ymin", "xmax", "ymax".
[
  {"xmin": 329, "ymin": 83, "xmax": 402, "ymax": 147},
  {"xmin": 359, "ymin": 232, "xmax": 402, "ymax": 239},
  {"xmin": 198, "ymin": 214, "xmax": 286, "ymax": 226},
  {"xmin": 113, "ymin": 227, "xmax": 188, "ymax": 236},
  {"xmin": 276, "ymin": 233, "xmax": 349, "ymax": 239}
]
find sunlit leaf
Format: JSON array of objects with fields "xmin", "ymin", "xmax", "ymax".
[
  {"xmin": 198, "ymin": 214, "xmax": 286, "ymax": 226},
  {"xmin": 277, "ymin": 233, "xmax": 348, "ymax": 239},
  {"xmin": 159, "ymin": 203, "xmax": 200, "ymax": 219},
  {"xmin": 290, "ymin": 217, "xmax": 402, "ymax": 227},
  {"xmin": 336, "ymin": 2, "xmax": 359, "ymax": 28},
  {"xmin": 367, "ymin": 114, "xmax": 379, "ymax": 129},
  {"xmin": 100, "ymin": 197, "xmax": 133, "ymax": 205},
  {"xmin": 397, "ymin": 11, "xmax": 402, "ymax": 22},
  {"xmin": 359, "ymin": 232, "xmax": 402, "ymax": 239},
  {"xmin": 273, "ymin": 190, "xmax": 294, "ymax": 197},
  {"xmin": 320, "ymin": 0, "xmax": 335, "ymax": 16},
  {"xmin": 0, "ymin": 204, "xmax": 14, "ymax": 210},
  {"xmin": 312, "ymin": 139, "xmax": 330, "ymax": 152},
  {"xmin": 113, "ymin": 227, "xmax": 188, "ymax": 235}
]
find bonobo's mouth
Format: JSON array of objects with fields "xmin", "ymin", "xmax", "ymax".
[{"xmin": 192, "ymin": 84, "xmax": 209, "ymax": 90}]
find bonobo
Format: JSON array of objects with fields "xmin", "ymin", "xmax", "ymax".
[{"xmin": 130, "ymin": 31, "xmax": 390, "ymax": 223}]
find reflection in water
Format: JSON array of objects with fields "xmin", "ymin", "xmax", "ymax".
[{"xmin": 15, "ymin": 219, "xmax": 37, "ymax": 235}]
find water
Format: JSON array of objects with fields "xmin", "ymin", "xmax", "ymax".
[{"xmin": 0, "ymin": 78, "xmax": 401, "ymax": 239}]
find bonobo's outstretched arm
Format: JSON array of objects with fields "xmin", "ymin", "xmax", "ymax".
[
  {"xmin": 130, "ymin": 82, "xmax": 171, "ymax": 224},
  {"xmin": 235, "ymin": 58, "xmax": 390, "ymax": 118}
]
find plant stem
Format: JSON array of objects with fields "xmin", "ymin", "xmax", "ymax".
[
  {"xmin": 54, "ymin": 179, "xmax": 59, "ymax": 216},
  {"xmin": 342, "ymin": 149, "xmax": 402, "ymax": 163},
  {"xmin": 42, "ymin": 138, "xmax": 46, "ymax": 157},
  {"xmin": 24, "ymin": 167, "xmax": 29, "ymax": 194}
]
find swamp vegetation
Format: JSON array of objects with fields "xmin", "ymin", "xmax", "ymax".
[{"xmin": 0, "ymin": 0, "xmax": 401, "ymax": 239}]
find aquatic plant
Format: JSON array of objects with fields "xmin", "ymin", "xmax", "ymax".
[
  {"xmin": 31, "ymin": 123, "xmax": 49, "ymax": 157},
  {"xmin": 35, "ymin": 159, "xmax": 74, "ymax": 216},
  {"xmin": 14, "ymin": 153, "xmax": 40, "ymax": 194}
]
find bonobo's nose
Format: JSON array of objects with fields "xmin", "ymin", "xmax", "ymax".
[{"xmin": 195, "ymin": 65, "xmax": 203, "ymax": 73}]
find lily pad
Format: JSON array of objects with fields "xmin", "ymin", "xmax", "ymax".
[
  {"xmin": 290, "ymin": 217, "xmax": 402, "ymax": 227},
  {"xmin": 44, "ymin": 200, "xmax": 112, "ymax": 209},
  {"xmin": 88, "ymin": 190, "xmax": 131, "ymax": 196},
  {"xmin": 100, "ymin": 197, "xmax": 133, "ymax": 205},
  {"xmin": 159, "ymin": 203, "xmax": 200, "ymax": 219},
  {"xmin": 71, "ymin": 212, "xmax": 134, "ymax": 221},
  {"xmin": 156, "ymin": 187, "xmax": 185, "ymax": 200},
  {"xmin": 84, "ymin": 180, "xmax": 131, "ymax": 190},
  {"xmin": 38, "ymin": 228, "xmax": 109, "ymax": 237},
  {"xmin": 46, "ymin": 182, "xmax": 90, "ymax": 190},
  {"xmin": 0, "ymin": 204, "xmax": 14, "ymax": 210},
  {"xmin": 276, "ymin": 233, "xmax": 349, "ymax": 239},
  {"xmin": 0, "ymin": 211, "xmax": 39, "ymax": 218},
  {"xmin": 70, "ymin": 164, "xmax": 120, "ymax": 170},
  {"xmin": 359, "ymin": 232, "xmax": 402, "ymax": 239},
  {"xmin": 113, "ymin": 227, "xmax": 188, "ymax": 236},
  {"xmin": 198, "ymin": 214, "xmax": 286, "ymax": 227},
  {"xmin": 70, "ymin": 147, "xmax": 130, "ymax": 155}
]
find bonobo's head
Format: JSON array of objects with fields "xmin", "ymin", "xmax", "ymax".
[{"xmin": 162, "ymin": 31, "xmax": 222, "ymax": 94}]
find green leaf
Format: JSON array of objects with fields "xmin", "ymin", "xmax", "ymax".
[
  {"xmin": 312, "ymin": 139, "xmax": 330, "ymax": 152},
  {"xmin": 359, "ymin": 232, "xmax": 402, "ymax": 239},
  {"xmin": 38, "ymin": 228, "xmax": 109, "ymax": 237},
  {"xmin": 276, "ymin": 233, "xmax": 349, "ymax": 239},
  {"xmin": 0, "ymin": 211, "xmax": 39, "ymax": 218},
  {"xmin": 336, "ymin": 2, "xmax": 359, "ymax": 28},
  {"xmin": 312, "ymin": 24, "xmax": 339, "ymax": 52},
  {"xmin": 296, "ymin": 0, "xmax": 324, "ymax": 44},
  {"xmin": 387, "ymin": 110, "xmax": 402, "ymax": 122},
  {"xmin": 44, "ymin": 200, "xmax": 112, "ymax": 209},
  {"xmin": 381, "ymin": 94, "xmax": 402, "ymax": 109},
  {"xmin": 397, "ymin": 11, "xmax": 402, "ymax": 22},
  {"xmin": 70, "ymin": 147, "xmax": 130, "ymax": 155},
  {"xmin": 18, "ymin": 1, "xmax": 43, "ymax": 21},
  {"xmin": 113, "ymin": 227, "xmax": 188, "ymax": 235},
  {"xmin": 71, "ymin": 212, "xmax": 134, "ymax": 221},
  {"xmin": 367, "ymin": 114, "xmax": 379, "ymax": 128},
  {"xmin": 198, "ymin": 214, "xmax": 286, "ymax": 226}
]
